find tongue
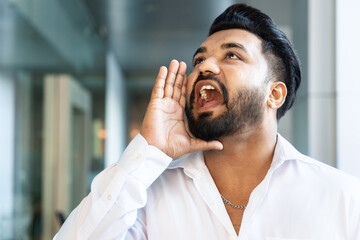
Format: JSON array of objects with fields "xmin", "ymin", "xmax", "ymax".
[
  {"xmin": 205, "ymin": 89, "xmax": 216, "ymax": 101},
  {"xmin": 206, "ymin": 89, "xmax": 222, "ymax": 102},
  {"xmin": 201, "ymin": 89, "xmax": 223, "ymax": 108}
]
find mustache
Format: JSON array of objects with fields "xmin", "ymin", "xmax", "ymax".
[
  {"xmin": 194, "ymin": 73, "xmax": 223, "ymax": 87},
  {"xmin": 188, "ymin": 73, "xmax": 229, "ymax": 109}
]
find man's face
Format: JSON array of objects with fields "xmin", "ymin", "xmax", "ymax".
[{"xmin": 185, "ymin": 29, "xmax": 270, "ymax": 141}]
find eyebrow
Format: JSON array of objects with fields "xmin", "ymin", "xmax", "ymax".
[
  {"xmin": 192, "ymin": 42, "xmax": 248, "ymax": 61},
  {"xmin": 192, "ymin": 47, "xmax": 206, "ymax": 60},
  {"xmin": 221, "ymin": 42, "xmax": 248, "ymax": 53}
]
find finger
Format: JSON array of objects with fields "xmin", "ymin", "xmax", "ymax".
[
  {"xmin": 164, "ymin": 60, "xmax": 179, "ymax": 98},
  {"xmin": 179, "ymin": 74, "xmax": 187, "ymax": 108},
  {"xmin": 151, "ymin": 66, "xmax": 167, "ymax": 99},
  {"xmin": 172, "ymin": 61, "xmax": 187, "ymax": 101},
  {"xmin": 189, "ymin": 138, "xmax": 223, "ymax": 152}
]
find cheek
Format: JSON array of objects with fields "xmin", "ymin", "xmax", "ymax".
[
  {"xmin": 223, "ymin": 65, "xmax": 263, "ymax": 89},
  {"xmin": 222, "ymin": 68, "xmax": 245, "ymax": 90}
]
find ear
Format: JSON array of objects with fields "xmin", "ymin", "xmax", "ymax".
[{"xmin": 267, "ymin": 81, "xmax": 287, "ymax": 109}]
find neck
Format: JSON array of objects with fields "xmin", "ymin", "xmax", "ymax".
[{"xmin": 204, "ymin": 123, "xmax": 278, "ymax": 195}]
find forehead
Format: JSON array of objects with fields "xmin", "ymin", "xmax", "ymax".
[{"xmin": 199, "ymin": 29, "xmax": 263, "ymax": 55}]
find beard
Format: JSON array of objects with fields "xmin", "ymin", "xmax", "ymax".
[{"xmin": 185, "ymin": 77, "xmax": 266, "ymax": 141}]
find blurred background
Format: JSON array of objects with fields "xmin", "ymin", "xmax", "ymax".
[{"xmin": 0, "ymin": 0, "xmax": 359, "ymax": 239}]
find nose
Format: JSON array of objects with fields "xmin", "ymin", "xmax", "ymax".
[{"xmin": 198, "ymin": 58, "xmax": 220, "ymax": 75}]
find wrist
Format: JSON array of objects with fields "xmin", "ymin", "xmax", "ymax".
[{"xmin": 139, "ymin": 132, "xmax": 168, "ymax": 156}]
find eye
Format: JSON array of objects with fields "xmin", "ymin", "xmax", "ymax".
[
  {"xmin": 193, "ymin": 57, "xmax": 204, "ymax": 67},
  {"xmin": 226, "ymin": 52, "xmax": 241, "ymax": 60}
]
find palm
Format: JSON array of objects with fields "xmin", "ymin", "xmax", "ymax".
[
  {"xmin": 148, "ymin": 98, "xmax": 190, "ymax": 157},
  {"xmin": 141, "ymin": 60, "xmax": 222, "ymax": 159}
]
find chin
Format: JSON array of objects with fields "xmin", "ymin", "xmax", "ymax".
[{"xmin": 194, "ymin": 105, "xmax": 227, "ymax": 120}]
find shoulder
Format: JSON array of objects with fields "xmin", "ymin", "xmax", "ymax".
[
  {"xmin": 297, "ymin": 154, "xmax": 360, "ymax": 193},
  {"xmin": 149, "ymin": 151, "xmax": 202, "ymax": 189},
  {"xmin": 146, "ymin": 152, "xmax": 205, "ymax": 210},
  {"xmin": 276, "ymin": 134, "xmax": 360, "ymax": 198}
]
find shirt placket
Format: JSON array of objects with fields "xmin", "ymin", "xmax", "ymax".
[
  {"xmin": 237, "ymin": 170, "xmax": 274, "ymax": 239},
  {"xmin": 191, "ymin": 167, "xmax": 239, "ymax": 240}
]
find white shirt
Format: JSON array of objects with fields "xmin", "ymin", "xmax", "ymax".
[{"xmin": 55, "ymin": 134, "xmax": 360, "ymax": 240}]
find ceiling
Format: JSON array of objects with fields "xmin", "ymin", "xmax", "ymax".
[
  {"xmin": 88, "ymin": 0, "xmax": 236, "ymax": 75},
  {"xmin": 0, "ymin": 0, "xmax": 292, "ymax": 79}
]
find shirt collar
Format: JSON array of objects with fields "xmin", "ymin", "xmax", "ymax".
[
  {"xmin": 270, "ymin": 134, "xmax": 305, "ymax": 170},
  {"xmin": 168, "ymin": 151, "xmax": 206, "ymax": 179},
  {"xmin": 168, "ymin": 134, "xmax": 305, "ymax": 179}
]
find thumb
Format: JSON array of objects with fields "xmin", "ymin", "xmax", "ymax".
[{"xmin": 189, "ymin": 138, "xmax": 223, "ymax": 152}]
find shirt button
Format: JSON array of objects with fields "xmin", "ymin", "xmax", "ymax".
[
  {"xmin": 136, "ymin": 153, "xmax": 142, "ymax": 160},
  {"xmin": 107, "ymin": 195, "xmax": 112, "ymax": 200}
]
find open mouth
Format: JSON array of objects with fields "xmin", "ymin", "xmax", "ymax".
[{"xmin": 195, "ymin": 80, "xmax": 224, "ymax": 111}]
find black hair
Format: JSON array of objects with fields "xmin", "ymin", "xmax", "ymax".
[{"xmin": 209, "ymin": 3, "xmax": 301, "ymax": 120}]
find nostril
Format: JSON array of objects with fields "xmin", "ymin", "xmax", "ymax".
[
  {"xmin": 199, "ymin": 62, "xmax": 220, "ymax": 75},
  {"xmin": 200, "ymin": 69, "xmax": 216, "ymax": 75}
]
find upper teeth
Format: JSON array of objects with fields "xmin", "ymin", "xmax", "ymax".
[{"xmin": 200, "ymin": 85, "xmax": 215, "ymax": 101}]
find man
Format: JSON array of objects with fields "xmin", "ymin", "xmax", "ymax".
[{"xmin": 55, "ymin": 4, "xmax": 360, "ymax": 239}]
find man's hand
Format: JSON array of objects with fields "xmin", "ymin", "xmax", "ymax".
[{"xmin": 140, "ymin": 60, "xmax": 223, "ymax": 159}]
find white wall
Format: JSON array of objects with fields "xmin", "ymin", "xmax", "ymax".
[
  {"xmin": 336, "ymin": 0, "xmax": 360, "ymax": 178},
  {"xmin": 0, "ymin": 72, "xmax": 15, "ymax": 239},
  {"xmin": 289, "ymin": 0, "xmax": 337, "ymax": 167},
  {"xmin": 105, "ymin": 52, "xmax": 127, "ymax": 167},
  {"xmin": 307, "ymin": 0, "xmax": 336, "ymax": 167}
]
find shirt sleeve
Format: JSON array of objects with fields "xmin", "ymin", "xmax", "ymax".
[
  {"xmin": 349, "ymin": 181, "xmax": 360, "ymax": 240},
  {"xmin": 53, "ymin": 134, "xmax": 172, "ymax": 240}
]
